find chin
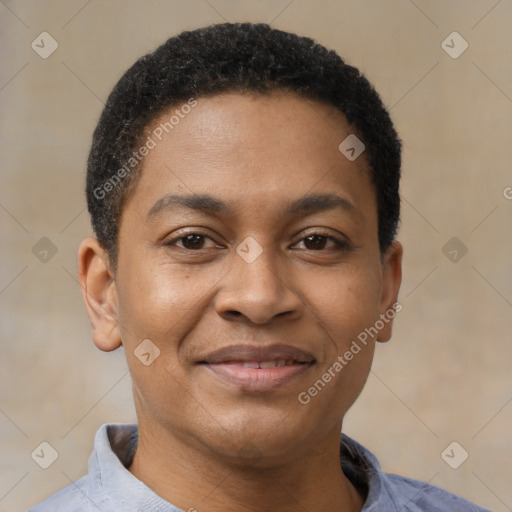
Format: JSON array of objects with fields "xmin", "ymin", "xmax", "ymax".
[{"xmin": 198, "ymin": 415, "xmax": 312, "ymax": 465}]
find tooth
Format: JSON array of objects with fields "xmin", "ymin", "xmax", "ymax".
[
  {"xmin": 242, "ymin": 362, "xmax": 259, "ymax": 369},
  {"xmin": 275, "ymin": 359, "xmax": 286, "ymax": 367},
  {"xmin": 259, "ymin": 361, "xmax": 276, "ymax": 369}
]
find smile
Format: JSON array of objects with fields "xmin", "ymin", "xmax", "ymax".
[
  {"xmin": 199, "ymin": 358, "xmax": 314, "ymax": 391},
  {"xmin": 226, "ymin": 359, "xmax": 300, "ymax": 368},
  {"xmin": 196, "ymin": 343, "xmax": 316, "ymax": 391}
]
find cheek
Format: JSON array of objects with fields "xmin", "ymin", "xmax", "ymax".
[
  {"xmin": 114, "ymin": 257, "xmax": 220, "ymax": 401},
  {"xmin": 306, "ymin": 263, "xmax": 383, "ymax": 347},
  {"xmin": 305, "ymin": 265, "xmax": 382, "ymax": 416},
  {"xmin": 114, "ymin": 261, "xmax": 198, "ymax": 424},
  {"xmin": 116, "ymin": 258, "xmax": 197, "ymax": 342}
]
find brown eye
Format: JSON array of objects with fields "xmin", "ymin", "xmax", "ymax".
[
  {"xmin": 179, "ymin": 234, "xmax": 206, "ymax": 250},
  {"xmin": 166, "ymin": 232, "xmax": 217, "ymax": 250},
  {"xmin": 304, "ymin": 235, "xmax": 328, "ymax": 250},
  {"xmin": 296, "ymin": 233, "xmax": 348, "ymax": 251}
]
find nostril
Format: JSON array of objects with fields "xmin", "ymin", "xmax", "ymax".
[{"xmin": 227, "ymin": 310, "xmax": 241, "ymax": 316}]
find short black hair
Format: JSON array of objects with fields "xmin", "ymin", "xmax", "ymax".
[{"xmin": 87, "ymin": 22, "xmax": 401, "ymax": 267}]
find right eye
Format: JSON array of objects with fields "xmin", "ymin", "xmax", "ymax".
[{"xmin": 165, "ymin": 232, "xmax": 218, "ymax": 251}]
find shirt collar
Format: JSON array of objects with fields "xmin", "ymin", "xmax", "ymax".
[
  {"xmin": 89, "ymin": 423, "xmax": 387, "ymax": 510},
  {"xmin": 88, "ymin": 423, "xmax": 179, "ymax": 511}
]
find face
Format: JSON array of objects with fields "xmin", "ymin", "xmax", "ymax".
[{"xmin": 80, "ymin": 92, "xmax": 402, "ymax": 466}]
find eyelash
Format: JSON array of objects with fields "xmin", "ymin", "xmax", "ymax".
[{"xmin": 165, "ymin": 231, "xmax": 349, "ymax": 252}]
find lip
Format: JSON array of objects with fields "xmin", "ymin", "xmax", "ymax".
[{"xmin": 197, "ymin": 344, "xmax": 316, "ymax": 391}]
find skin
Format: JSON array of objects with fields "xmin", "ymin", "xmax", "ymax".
[{"xmin": 78, "ymin": 91, "xmax": 402, "ymax": 512}]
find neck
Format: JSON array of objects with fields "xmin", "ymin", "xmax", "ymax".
[{"xmin": 128, "ymin": 419, "xmax": 365, "ymax": 512}]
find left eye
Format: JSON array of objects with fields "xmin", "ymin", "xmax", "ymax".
[{"xmin": 294, "ymin": 234, "xmax": 347, "ymax": 251}]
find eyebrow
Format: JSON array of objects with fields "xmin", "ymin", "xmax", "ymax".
[{"xmin": 147, "ymin": 193, "xmax": 359, "ymax": 220}]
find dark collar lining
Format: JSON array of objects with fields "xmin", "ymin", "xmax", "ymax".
[
  {"xmin": 340, "ymin": 434, "xmax": 371, "ymax": 500},
  {"xmin": 107, "ymin": 424, "xmax": 138, "ymax": 468}
]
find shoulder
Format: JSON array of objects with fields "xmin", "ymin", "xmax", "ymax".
[
  {"xmin": 379, "ymin": 473, "xmax": 493, "ymax": 511},
  {"xmin": 28, "ymin": 423, "xmax": 139, "ymax": 512},
  {"xmin": 28, "ymin": 476, "xmax": 90, "ymax": 511},
  {"xmin": 340, "ymin": 434, "xmax": 491, "ymax": 512}
]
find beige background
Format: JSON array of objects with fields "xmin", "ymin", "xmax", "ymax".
[{"xmin": 1, "ymin": 1, "xmax": 511, "ymax": 511}]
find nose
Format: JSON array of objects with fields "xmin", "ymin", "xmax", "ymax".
[{"xmin": 214, "ymin": 244, "xmax": 304, "ymax": 325}]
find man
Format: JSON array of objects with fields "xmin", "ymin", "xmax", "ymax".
[{"xmin": 30, "ymin": 22, "xmax": 491, "ymax": 511}]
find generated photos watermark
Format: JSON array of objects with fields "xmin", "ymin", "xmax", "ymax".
[
  {"xmin": 298, "ymin": 301, "xmax": 403, "ymax": 405},
  {"xmin": 94, "ymin": 97, "xmax": 198, "ymax": 200}
]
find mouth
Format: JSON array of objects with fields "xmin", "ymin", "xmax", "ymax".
[{"xmin": 197, "ymin": 344, "xmax": 316, "ymax": 391}]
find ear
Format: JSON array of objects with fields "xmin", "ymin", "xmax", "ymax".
[
  {"xmin": 377, "ymin": 240, "xmax": 403, "ymax": 343},
  {"xmin": 78, "ymin": 238, "xmax": 122, "ymax": 352}
]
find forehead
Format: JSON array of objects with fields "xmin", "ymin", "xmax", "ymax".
[{"xmin": 127, "ymin": 91, "xmax": 375, "ymax": 222}]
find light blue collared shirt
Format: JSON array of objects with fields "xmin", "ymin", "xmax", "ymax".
[{"xmin": 29, "ymin": 423, "xmax": 492, "ymax": 511}]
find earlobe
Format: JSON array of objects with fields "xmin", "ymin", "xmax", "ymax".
[
  {"xmin": 377, "ymin": 240, "xmax": 403, "ymax": 343},
  {"xmin": 78, "ymin": 238, "xmax": 122, "ymax": 352}
]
